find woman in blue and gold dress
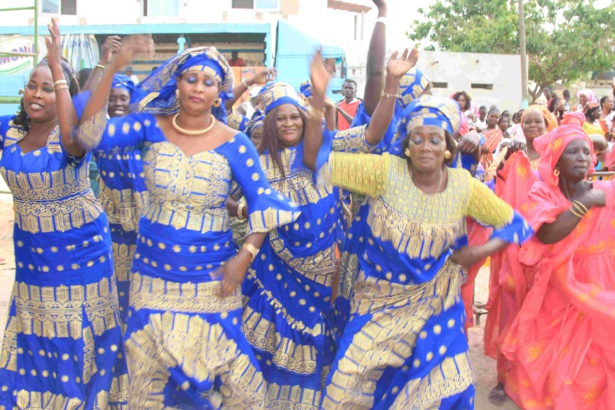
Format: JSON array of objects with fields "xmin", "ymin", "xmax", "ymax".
[
  {"xmin": 240, "ymin": 49, "xmax": 419, "ymax": 409},
  {"xmin": 0, "ymin": 20, "xmax": 127, "ymax": 409},
  {"xmin": 75, "ymin": 44, "xmax": 300, "ymax": 408},
  {"xmin": 94, "ymin": 74, "xmax": 146, "ymax": 326},
  {"xmin": 312, "ymin": 96, "xmax": 533, "ymax": 409}
]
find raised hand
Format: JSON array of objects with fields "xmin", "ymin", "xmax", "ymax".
[
  {"xmin": 372, "ymin": 0, "xmax": 388, "ymax": 11},
  {"xmin": 386, "ymin": 48, "xmax": 419, "ymax": 79},
  {"xmin": 309, "ymin": 49, "xmax": 332, "ymax": 97},
  {"xmin": 100, "ymin": 36, "xmax": 121, "ymax": 65},
  {"xmin": 44, "ymin": 18, "xmax": 63, "ymax": 69},
  {"xmin": 249, "ymin": 67, "xmax": 277, "ymax": 86},
  {"xmin": 112, "ymin": 34, "xmax": 154, "ymax": 70}
]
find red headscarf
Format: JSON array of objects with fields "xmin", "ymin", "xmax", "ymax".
[{"xmin": 533, "ymin": 112, "xmax": 595, "ymax": 186}]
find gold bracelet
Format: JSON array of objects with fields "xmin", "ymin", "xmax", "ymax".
[
  {"xmin": 572, "ymin": 203, "xmax": 588, "ymax": 218},
  {"xmin": 54, "ymin": 79, "xmax": 67, "ymax": 87},
  {"xmin": 381, "ymin": 90, "xmax": 400, "ymax": 99},
  {"xmin": 242, "ymin": 243, "xmax": 260, "ymax": 262},
  {"xmin": 569, "ymin": 206, "xmax": 585, "ymax": 219},
  {"xmin": 55, "ymin": 85, "xmax": 69, "ymax": 91},
  {"xmin": 573, "ymin": 200, "xmax": 589, "ymax": 214},
  {"xmin": 95, "ymin": 64, "xmax": 105, "ymax": 70},
  {"xmin": 236, "ymin": 202, "xmax": 246, "ymax": 220},
  {"xmin": 241, "ymin": 78, "xmax": 250, "ymax": 88}
]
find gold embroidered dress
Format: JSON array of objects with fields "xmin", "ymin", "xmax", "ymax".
[
  {"xmin": 0, "ymin": 117, "xmax": 128, "ymax": 409},
  {"xmin": 83, "ymin": 111, "xmax": 300, "ymax": 409},
  {"xmin": 321, "ymin": 152, "xmax": 531, "ymax": 409}
]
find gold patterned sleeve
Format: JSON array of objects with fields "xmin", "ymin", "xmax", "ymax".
[
  {"xmin": 466, "ymin": 177, "xmax": 514, "ymax": 229},
  {"xmin": 329, "ymin": 152, "xmax": 391, "ymax": 197},
  {"xmin": 332, "ymin": 124, "xmax": 377, "ymax": 153}
]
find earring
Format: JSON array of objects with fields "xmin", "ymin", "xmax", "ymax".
[
  {"xmin": 554, "ymin": 167, "xmax": 560, "ymax": 177},
  {"xmin": 175, "ymin": 89, "xmax": 179, "ymax": 99},
  {"xmin": 212, "ymin": 98, "xmax": 222, "ymax": 108},
  {"xmin": 444, "ymin": 150, "xmax": 452, "ymax": 160},
  {"xmin": 404, "ymin": 148, "xmax": 411, "ymax": 158}
]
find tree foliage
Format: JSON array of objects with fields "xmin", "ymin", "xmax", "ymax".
[{"xmin": 409, "ymin": 0, "xmax": 615, "ymax": 102}]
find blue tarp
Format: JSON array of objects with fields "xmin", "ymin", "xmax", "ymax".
[{"xmin": 275, "ymin": 19, "xmax": 345, "ymax": 96}]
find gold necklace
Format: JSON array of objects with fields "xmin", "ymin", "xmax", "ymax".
[
  {"xmin": 409, "ymin": 165, "xmax": 445, "ymax": 193},
  {"xmin": 172, "ymin": 113, "xmax": 216, "ymax": 136}
]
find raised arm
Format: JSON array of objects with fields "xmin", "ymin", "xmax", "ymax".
[
  {"xmin": 364, "ymin": 48, "xmax": 418, "ymax": 146},
  {"xmin": 77, "ymin": 35, "xmax": 153, "ymax": 151},
  {"xmin": 82, "ymin": 36, "xmax": 121, "ymax": 92},
  {"xmin": 362, "ymin": 0, "xmax": 388, "ymax": 116},
  {"xmin": 46, "ymin": 19, "xmax": 81, "ymax": 158}
]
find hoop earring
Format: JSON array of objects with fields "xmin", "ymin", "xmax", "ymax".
[
  {"xmin": 404, "ymin": 148, "xmax": 411, "ymax": 158},
  {"xmin": 175, "ymin": 89, "xmax": 180, "ymax": 99},
  {"xmin": 212, "ymin": 98, "xmax": 222, "ymax": 108},
  {"xmin": 444, "ymin": 150, "xmax": 452, "ymax": 160},
  {"xmin": 554, "ymin": 167, "xmax": 560, "ymax": 177}
]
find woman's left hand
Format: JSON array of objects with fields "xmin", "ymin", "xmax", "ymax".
[
  {"xmin": 45, "ymin": 18, "xmax": 63, "ymax": 69},
  {"xmin": 450, "ymin": 246, "xmax": 480, "ymax": 268},
  {"xmin": 212, "ymin": 252, "xmax": 251, "ymax": 297},
  {"xmin": 386, "ymin": 48, "xmax": 419, "ymax": 79}
]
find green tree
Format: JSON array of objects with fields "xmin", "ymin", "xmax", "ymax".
[{"xmin": 409, "ymin": 0, "xmax": 615, "ymax": 102}]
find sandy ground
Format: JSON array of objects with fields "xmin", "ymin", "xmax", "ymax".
[{"xmin": 0, "ymin": 190, "xmax": 518, "ymax": 409}]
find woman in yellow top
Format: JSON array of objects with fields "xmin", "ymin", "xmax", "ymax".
[
  {"xmin": 583, "ymin": 101, "xmax": 606, "ymax": 136},
  {"xmin": 305, "ymin": 95, "xmax": 533, "ymax": 409}
]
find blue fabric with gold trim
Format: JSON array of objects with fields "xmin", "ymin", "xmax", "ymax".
[
  {"xmin": 261, "ymin": 82, "xmax": 308, "ymax": 114},
  {"xmin": 85, "ymin": 110, "xmax": 300, "ymax": 408},
  {"xmin": 129, "ymin": 46, "xmax": 234, "ymax": 124},
  {"xmin": 300, "ymin": 80, "xmax": 312, "ymax": 98},
  {"xmin": 321, "ymin": 150, "xmax": 532, "ymax": 408},
  {"xmin": 0, "ymin": 115, "xmax": 129, "ymax": 409},
  {"xmin": 112, "ymin": 73, "xmax": 135, "ymax": 94},
  {"xmin": 240, "ymin": 90, "xmax": 346, "ymax": 408},
  {"xmin": 227, "ymin": 109, "xmax": 249, "ymax": 132},
  {"xmin": 246, "ymin": 109, "xmax": 264, "ymax": 140},
  {"xmin": 350, "ymin": 68, "xmax": 431, "ymax": 155}
]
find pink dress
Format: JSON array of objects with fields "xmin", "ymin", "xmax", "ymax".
[{"xmin": 501, "ymin": 179, "xmax": 615, "ymax": 409}]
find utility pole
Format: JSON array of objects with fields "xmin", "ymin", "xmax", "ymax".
[{"xmin": 518, "ymin": 0, "xmax": 529, "ymax": 106}]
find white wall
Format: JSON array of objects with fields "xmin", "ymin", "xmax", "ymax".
[{"xmin": 417, "ymin": 50, "xmax": 523, "ymax": 111}]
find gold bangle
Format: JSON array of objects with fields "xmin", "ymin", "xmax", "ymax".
[
  {"xmin": 242, "ymin": 243, "xmax": 260, "ymax": 262},
  {"xmin": 569, "ymin": 206, "xmax": 585, "ymax": 219},
  {"xmin": 236, "ymin": 202, "xmax": 246, "ymax": 220},
  {"xmin": 54, "ymin": 79, "xmax": 67, "ymax": 87},
  {"xmin": 55, "ymin": 85, "xmax": 69, "ymax": 91},
  {"xmin": 573, "ymin": 200, "xmax": 589, "ymax": 214},
  {"xmin": 381, "ymin": 90, "xmax": 400, "ymax": 99},
  {"xmin": 95, "ymin": 64, "xmax": 105, "ymax": 70},
  {"xmin": 572, "ymin": 201, "xmax": 588, "ymax": 216},
  {"xmin": 241, "ymin": 78, "xmax": 249, "ymax": 88}
]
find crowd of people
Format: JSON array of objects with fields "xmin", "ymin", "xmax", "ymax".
[{"xmin": 0, "ymin": 3, "xmax": 614, "ymax": 409}]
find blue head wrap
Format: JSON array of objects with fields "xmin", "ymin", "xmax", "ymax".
[
  {"xmin": 246, "ymin": 110, "xmax": 264, "ymax": 140},
  {"xmin": 397, "ymin": 68, "xmax": 430, "ymax": 109},
  {"xmin": 261, "ymin": 83, "xmax": 308, "ymax": 115},
  {"xmin": 392, "ymin": 95, "xmax": 461, "ymax": 156},
  {"xmin": 111, "ymin": 74, "xmax": 135, "ymax": 95},
  {"xmin": 130, "ymin": 46, "xmax": 234, "ymax": 122},
  {"xmin": 299, "ymin": 80, "xmax": 312, "ymax": 98}
]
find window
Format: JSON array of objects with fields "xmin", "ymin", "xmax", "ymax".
[
  {"xmin": 232, "ymin": 0, "xmax": 279, "ymax": 10},
  {"xmin": 432, "ymin": 82, "xmax": 448, "ymax": 88},
  {"xmin": 143, "ymin": 0, "xmax": 179, "ymax": 17},
  {"xmin": 42, "ymin": 0, "xmax": 77, "ymax": 15},
  {"xmin": 471, "ymin": 83, "xmax": 494, "ymax": 90}
]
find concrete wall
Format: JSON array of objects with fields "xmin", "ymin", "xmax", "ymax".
[{"xmin": 417, "ymin": 50, "xmax": 523, "ymax": 112}]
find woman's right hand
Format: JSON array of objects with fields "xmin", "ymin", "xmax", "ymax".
[
  {"xmin": 112, "ymin": 35, "xmax": 155, "ymax": 70},
  {"xmin": 99, "ymin": 36, "xmax": 122, "ymax": 65}
]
